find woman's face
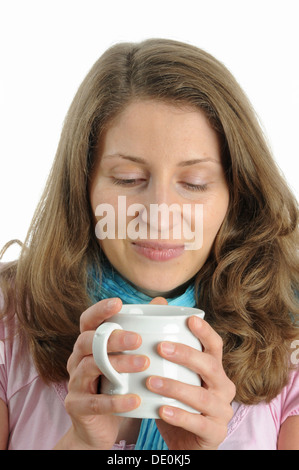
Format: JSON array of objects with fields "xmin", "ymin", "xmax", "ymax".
[{"xmin": 90, "ymin": 100, "xmax": 229, "ymax": 297}]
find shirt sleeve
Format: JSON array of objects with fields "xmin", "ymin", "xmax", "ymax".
[
  {"xmin": 281, "ymin": 366, "xmax": 299, "ymax": 424},
  {"xmin": 0, "ymin": 322, "xmax": 7, "ymax": 404}
]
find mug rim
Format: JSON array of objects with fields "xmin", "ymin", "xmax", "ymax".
[{"xmin": 117, "ymin": 304, "xmax": 204, "ymax": 317}]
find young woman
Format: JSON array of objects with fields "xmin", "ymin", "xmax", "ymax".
[{"xmin": 0, "ymin": 38, "xmax": 298, "ymax": 450}]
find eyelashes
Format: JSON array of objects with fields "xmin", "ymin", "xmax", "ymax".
[
  {"xmin": 112, "ymin": 178, "xmax": 208, "ymax": 192},
  {"xmin": 112, "ymin": 178, "xmax": 146, "ymax": 187},
  {"xmin": 181, "ymin": 182, "xmax": 208, "ymax": 192}
]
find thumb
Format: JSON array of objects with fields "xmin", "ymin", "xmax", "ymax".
[{"xmin": 149, "ymin": 297, "xmax": 168, "ymax": 305}]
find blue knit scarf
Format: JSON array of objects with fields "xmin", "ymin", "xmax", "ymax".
[{"xmin": 89, "ymin": 260, "xmax": 197, "ymax": 450}]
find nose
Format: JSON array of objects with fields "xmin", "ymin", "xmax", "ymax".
[{"xmin": 138, "ymin": 178, "xmax": 182, "ymax": 238}]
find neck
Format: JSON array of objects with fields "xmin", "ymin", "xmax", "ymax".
[
  {"xmin": 128, "ymin": 278, "xmax": 195, "ymax": 299},
  {"xmin": 90, "ymin": 257, "xmax": 197, "ymax": 307}
]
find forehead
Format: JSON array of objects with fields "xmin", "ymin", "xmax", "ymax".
[{"xmin": 99, "ymin": 100, "xmax": 221, "ymax": 164}]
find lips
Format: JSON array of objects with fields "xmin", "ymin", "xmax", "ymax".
[{"xmin": 131, "ymin": 241, "xmax": 185, "ymax": 261}]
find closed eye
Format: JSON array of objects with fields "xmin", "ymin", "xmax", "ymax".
[
  {"xmin": 112, "ymin": 179, "xmax": 208, "ymax": 192},
  {"xmin": 112, "ymin": 178, "xmax": 146, "ymax": 187},
  {"xmin": 181, "ymin": 182, "xmax": 208, "ymax": 192}
]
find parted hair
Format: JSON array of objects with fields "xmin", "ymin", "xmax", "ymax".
[{"xmin": 1, "ymin": 38, "xmax": 298, "ymax": 404}]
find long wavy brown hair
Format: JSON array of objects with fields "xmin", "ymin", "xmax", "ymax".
[{"xmin": 1, "ymin": 39, "xmax": 298, "ymax": 405}]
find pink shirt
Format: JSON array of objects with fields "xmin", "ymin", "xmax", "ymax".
[{"xmin": 1, "ymin": 315, "xmax": 298, "ymax": 450}]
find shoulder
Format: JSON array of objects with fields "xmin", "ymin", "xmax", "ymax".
[
  {"xmin": 270, "ymin": 365, "xmax": 299, "ymax": 426},
  {"xmin": 0, "ymin": 294, "xmax": 38, "ymax": 403},
  {"xmin": 220, "ymin": 367, "xmax": 299, "ymax": 449},
  {"xmin": 278, "ymin": 415, "xmax": 299, "ymax": 449},
  {"xmin": 277, "ymin": 366, "xmax": 299, "ymax": 450}
]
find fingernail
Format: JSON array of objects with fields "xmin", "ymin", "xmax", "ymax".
[
  {"xmin": 161, "ymin": 342, "xmax": 175, "ymax": 355},
  {"xmin": 133, "ymin": 356, "xmax": 147, "ymax": 368},
  {"xmin": 149, "ymin": 376, "xmax": 164, "ymax": 389},
  {"xmin": 107, "ymin": 298, "xmax": 118, "ymax": 308},
  {"xmin": 192, "ymin": 315, "xmax": 202, "ymax": 327},
  {"xmin": 162, "ymin": 406, "xmax": 174, "ymax": 418},
  {"xmin": 124, "ymin": 332, "xmax": 139, "ymax": 348},
  {"xmin": 125, "ymin": 396, "xmax": 139, "ymax": 409}
]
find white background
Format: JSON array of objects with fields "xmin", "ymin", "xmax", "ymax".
[{"xmin": 1, "ymin": 0, "xmax": 298, "ymax": 261}]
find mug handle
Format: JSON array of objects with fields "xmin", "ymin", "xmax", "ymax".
[{"xmin": 92, "ymin": 322, "xmax": 128, "ymax": 394}]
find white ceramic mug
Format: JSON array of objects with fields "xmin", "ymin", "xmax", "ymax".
[{"xmin": 92, "ymin": 304, "xmax": 205, "ymax": 419}]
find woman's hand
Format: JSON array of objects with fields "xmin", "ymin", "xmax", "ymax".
[
  {"xmin": 55, "ymin": 298, "xmax": 148, "ymax": 450},
  {"xmin": 146, "ymin": 313, "xmax": 236, "ymax": 450}
]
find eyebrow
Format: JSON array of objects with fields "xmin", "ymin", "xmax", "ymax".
[{"xmin": 102, "ymin": 154, "xmax": 219, "ymax": 166}]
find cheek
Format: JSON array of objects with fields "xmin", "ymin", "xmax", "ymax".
[
  {"xmin": 98, "ymin": 238, "xmax": 125, "ymax": 264},
  {"xmin": 202, "ymin": 195, "xmax": 229, "ymax": 238},
  {"xmin": 90, "ymin": 183, "xmax": 119, "ymax": 216}
]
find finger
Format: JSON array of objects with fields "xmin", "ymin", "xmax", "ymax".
[
  {"xmin": 69, "ymin": 352, "xmax": 150, "ymax": 394},
  {"xmin": 188, "ymin": 316, "xmax": 224, "ymax": 361},
  {"xmin": 149, "ymin": 297, "xmax": 168, "ymax": 305},
  {"xmin": 67, "ymin": 330, "xmax": 95, "ymax": 375},
  {"xmin": 107, "ymin": 329, "xmax": 142, "ymax": 352},
  {"xmin": 109, "ymin": 353, "xmax": 150, "ymax": 374},
  {"xmin": 146, "ymin": 376, "xmax": 233, "ymax": 421},
  {"xmin": 80, "ymin": 298, "xmax": 123, "ymax": 332},
  {"xmin": 157, "ymin": 406, "xmax": 228, "ymax": 449},
  {"xmin": 156, "ymin": 340, "xmax": 229, "ymax": 392},
  {"xmin": 67, "ymin": 355, "xmax": 103, "ymax": 392},
  {"xmin": 65, "ymin": 392, "xmax": 141, "ymax": 417},
  {"xmin": 68, "ymin": 330, "xmax": 144, "ymax": 375}
]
